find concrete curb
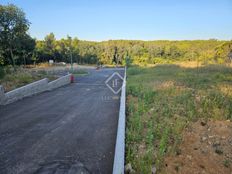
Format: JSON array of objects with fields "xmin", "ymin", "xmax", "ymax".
[
  {"xmin": 0, "ymin": 74, "xmax": 72, "ymax": 105},
  {"xmin": 113, "ymin": 67, "xmax": 126, "ymax": 174},
  {"xmin": 48, "ymin": 74, "xmax": 72, "ymax": 91}
]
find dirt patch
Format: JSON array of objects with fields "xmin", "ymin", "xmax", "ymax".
[{"xmin": 163, "ymin": 119, "xmax": 232, "ymax": 174}]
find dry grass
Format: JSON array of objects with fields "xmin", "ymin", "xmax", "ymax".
[
  {"xmin": 0, "ymin": 67, "xmax": 57, "ymax": 92},
  {"xmin": 175, "ymin": 61, "xmax": 203, "ymax": 68}
]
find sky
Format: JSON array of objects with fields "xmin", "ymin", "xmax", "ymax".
[{"xmin": 1, "ymin": 0, "xmax": 232, "ymax": 41}]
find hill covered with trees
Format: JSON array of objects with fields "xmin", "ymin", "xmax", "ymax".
[
  {"xmin": 1, "ymin": 4, "xmax": 232, "ymax": 67},
  {"xmin": 35, "ymin": 37, "xmax": 231, "ymax": 65}
]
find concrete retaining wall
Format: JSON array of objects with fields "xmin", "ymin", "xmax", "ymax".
[
  {"xmin": 0, "ymin": 74, "xmax": 72, "ymax": 105},
  {"xmin": 48, "ymin": 74, "xmax": 71, "ymax": 90},
  {"xmin": 113, "ymin": 67, "xmax": 126, "ymax": 174},
  {"xmin": 5, "ymin": 78, "xmax": 49, "ymax": 105},
  {"xmin": 0, "ymin": 85, "xmax": 6, "ymax": 105}
]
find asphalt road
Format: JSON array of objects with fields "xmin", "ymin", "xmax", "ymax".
[{"xmin": 0, "ymin": 68, "xmax": 124, "ymax": 174}]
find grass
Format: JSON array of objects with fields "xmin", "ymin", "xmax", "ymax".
[
  {"xmin": 0, "ymin": 67, "xmax": 57, "ymax": 92},
  {"xmin": 0, "ymin": 65, "xmax": 89, "ymax": 92},
  {"xmin": 126, "ymin": 63, "xmax": 232, "ymax": 173},
  {"xmin": 71, "ymin": 69, "xmax": 88, "ymax": 77},
  {"xmin": 223, "ymin": 159, "xmax": 230, "ymax": 168}
]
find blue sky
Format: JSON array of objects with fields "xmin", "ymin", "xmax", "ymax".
[{"xmin": 1, "ymin": 0, "xmax": 232, "ymax": 41}]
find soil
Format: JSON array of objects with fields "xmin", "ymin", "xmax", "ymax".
[{"xmin": 163, "ymin": 119, "xmax": 232, "ymax": 174}]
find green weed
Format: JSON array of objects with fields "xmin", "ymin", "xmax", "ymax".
[{"xmin": 126, "ymin": 64, "xmax": 232, "ymax": 173}]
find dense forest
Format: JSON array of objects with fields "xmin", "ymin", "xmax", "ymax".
[
  {"xmin": 32, "ymin": 35, "xmax": 232, "ymax": 65},
  {"xmin": 1, "ymin": 4, "xmax": 232, "ymax": 67}
]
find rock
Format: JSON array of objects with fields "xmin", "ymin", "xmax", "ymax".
[
  {"xmin": 228, "ymin": 138, "xmax": 232, "ymax": 146},
  {"xmin": 125, "ymin": 163, "xmax": 135, "ymax": 174},
  {"xmin": 213, "ymin": 140, "xmax": 221, "ymax": 147},
  {"xmin": 201, "ymin": 148, "xmax": 208, "ymax": 154},
  {"xmin": 215, "ymin": 147, "xmax": 223, "ymax": 155},
  {"xmin": 199, "ymin": 164, "xmax": 205, "ymax": 169},
  {"xmin": 175, "ymin": 148, "xmax": 182, "ymax": 155},
  {"xmin": 201, "ymin": 136, "xmax": 207, "ymax": 142},
  {"xmin": 151, "ymin": 165, "xmax": 156, "ymax": 174},
  {"xmin": 187, "ymin": 155, "xmax": 192, "ymax": 160},
  {"xmin": 201, "ymin": 120, "xmax": 207, "ymax": 126}
]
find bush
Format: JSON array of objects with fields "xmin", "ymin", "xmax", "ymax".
[
  {"xmin": 0, "ymin": 66, "xmax": 5, "ymax": 79},
  {"xmin": 5, "ymin": 65, "xmax": 14, "ymax": 74}
]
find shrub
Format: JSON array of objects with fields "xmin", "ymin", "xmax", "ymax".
[{"xmin": 0, "ymin": 66, "xmax": 5, "ymax": 79}]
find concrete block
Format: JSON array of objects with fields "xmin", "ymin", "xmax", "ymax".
[
  {"xmin": 1, "ymin": 74, "xmax": 72, "ymax": 105},
  {"xmin": 48, "ymin": 74, "xmax": 71, "ymax": 91},
  {"xmin": 0, "ymin": 85, "xmax": 6, "ymax": 105},
  {"xmin": 5, "ymin": 78, "xmax": 49, "ymax": 105}
]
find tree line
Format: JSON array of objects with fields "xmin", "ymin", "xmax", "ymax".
[{"xmin": 1, "ymin": 4, "xmax": 232, "ymax": 68}]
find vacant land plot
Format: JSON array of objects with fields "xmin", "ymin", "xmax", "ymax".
[
  {"xmin": 0, "ymin": 66, "xmax": 87, "ymax": 92},
  {"xmin": 126, "ymin": 63, "xmax": 232, "ymax": 173}
]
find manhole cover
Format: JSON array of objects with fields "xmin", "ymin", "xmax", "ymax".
[{"xmin": 34, "ymin": 160, "xmax": 90, "ymax": 174}]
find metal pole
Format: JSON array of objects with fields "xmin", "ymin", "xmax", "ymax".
[{"xmin": 70, "ymin": 50, "xmax": 73, "ymax": 72}]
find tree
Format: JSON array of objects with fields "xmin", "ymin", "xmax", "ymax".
[
  {"xmin": 33, "ymin": 37, "xmax": 228, "ymax": 66},
  {"xmin": 0, "ymin": 4, "xmax": 31, "ymax": 69},
  {"xmin": 215, "ymin": 41, "xmax": 232, "ymax": 63},
  {"xmin": 0, "ymin": 49, "xmax": 4, "ymax": 65},
  {"xmin": 44, "ymin": 33, "xmax": 56, "ymax": 60},
  {"xmin": 18, "ymin": 34, "xmax": 35, "ymax": 66}
]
